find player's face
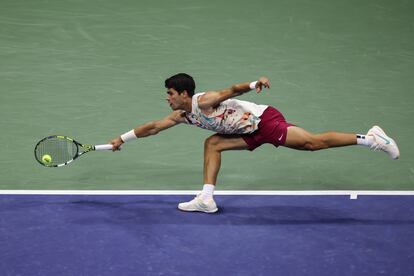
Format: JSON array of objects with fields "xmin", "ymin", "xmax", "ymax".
[{"xmin": 166, "ymin": 88, "xmax": 185, "ymax": 110}]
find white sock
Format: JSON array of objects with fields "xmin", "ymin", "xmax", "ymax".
[
  {"xmin": 200, "ymin": 184, "xmax": 215, "ymax": 200},
  {"xmin": 356, "ymin": 134, "xmax": 374, "ymax": 147}
]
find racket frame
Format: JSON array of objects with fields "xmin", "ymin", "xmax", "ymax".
[{"xmin": 34, "ymin": 135, "xmax": 106, "ymax": 167}]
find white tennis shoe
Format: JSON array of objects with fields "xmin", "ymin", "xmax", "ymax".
[
  {"xmin": 367, "ymin": 126, "xmax": 400, "ymax": 160},
  {"xmin": 178, "ymin": 194, "xmax": 218, "ymax": 213}
]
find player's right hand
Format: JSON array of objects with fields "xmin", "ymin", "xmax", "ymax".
[{"xmin": 110, "ymin": 137, "xmax": 124, "ymax": 151}]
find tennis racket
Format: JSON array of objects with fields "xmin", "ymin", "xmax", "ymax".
[{"xmin": 34, "ymin": 135, "xmax": 113, "ymax": 167}]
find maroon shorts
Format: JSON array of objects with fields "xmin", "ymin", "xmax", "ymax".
[{"xmin": 241, "ymin": 106, "xmax": 294, "ymax": 151}]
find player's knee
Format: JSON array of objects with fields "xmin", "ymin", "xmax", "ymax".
[
  {"xmin": 304, "ymin": 142, "xmax": 320, "ymax": 151},
  {"xmin": 304, "ymin": 135, "xmax": 328, "ymax": 151},
  {"xmin": 204, "ymin": 135, "xmax": 221, "ymax": 151}
]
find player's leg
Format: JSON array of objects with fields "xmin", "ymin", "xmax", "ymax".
[
  {"xmin": 178, "ymin": 134, "xmax": 248, "ymax": 213},
  {"xmin": 284, "ymin": 126, "xmax": 356, "ymax": 151},
  {"xmin": 203, "ymin": 134, "xmax": 249, "ymax": 184},
  {"xmin": 284, "ymin": 125, "xmax": 399, "ymax": 159}
]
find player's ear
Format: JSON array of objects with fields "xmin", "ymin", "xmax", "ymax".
[{"xmin": 182, "ymin": 90, "xmax": 189, "ymax": 98}]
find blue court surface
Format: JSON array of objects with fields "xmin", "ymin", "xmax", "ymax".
[{"xmin": 1, "ymin": 194, "xmax": 413, "ymax": 276}]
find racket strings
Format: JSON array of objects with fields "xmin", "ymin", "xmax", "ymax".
[{"xmin": 35, "ymin": 137, "xmax": 78, "ymax": 166}]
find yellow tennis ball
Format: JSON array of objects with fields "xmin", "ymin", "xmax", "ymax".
[{"xmin": 42, "ymin": 154, "xmax": 52, "ymax": 163}]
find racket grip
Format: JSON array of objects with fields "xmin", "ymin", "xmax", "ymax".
[{"xmin": 94, "ymin": 144, "xmax": 114, "ymax": 151}]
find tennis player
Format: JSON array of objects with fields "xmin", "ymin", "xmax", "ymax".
[{"xmin": 110, "ymin": 73, "xmax": 400, "ymax": 213}]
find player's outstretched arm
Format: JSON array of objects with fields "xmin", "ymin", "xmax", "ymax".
[
  {"xmin": 110, "ymin": 110, "xmax": 186, "ymax": 151},
  {"xmin": 198, "ymin": 77, "xmax": 270, "ymax": 109}
]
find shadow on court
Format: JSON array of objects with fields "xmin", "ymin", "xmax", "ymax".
[{"xmin": 66, "ymin": 198, "xmax": 414, "ymax": 226}]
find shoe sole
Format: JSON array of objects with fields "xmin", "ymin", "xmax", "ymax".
[{"xmin": 178, "ymin": 206, "xmax": 218, "ymax": 213}]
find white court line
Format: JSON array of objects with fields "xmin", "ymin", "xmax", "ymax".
[{"xmin": 0, "ymin": 190, "xmax": 414, "ymax": 199}]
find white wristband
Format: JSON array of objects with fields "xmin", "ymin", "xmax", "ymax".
[
  {"xmin": 249, "ymin": 81, "xmax": 258, "ymax": 90},
  {"xmin": 120, "ymin": 130, "xmax": 137, "ymax": 142}
]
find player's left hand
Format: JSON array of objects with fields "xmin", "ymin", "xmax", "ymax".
[{"xmin": 255, "ymin": 77, "xmax": 270, "ymax": 93}]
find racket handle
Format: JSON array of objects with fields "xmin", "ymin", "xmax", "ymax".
[{"xmin": 94, "ymin": 144, "xmax": 114, "ymax": 151}]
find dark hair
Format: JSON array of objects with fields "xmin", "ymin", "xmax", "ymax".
[{"xmin": 165, "ymin": 73, "xmax": 196, "ymax": 97}]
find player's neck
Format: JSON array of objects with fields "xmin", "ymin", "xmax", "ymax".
[{"xmin": 182, "ymin": 99, "xmax": 192, "ymax": 113}]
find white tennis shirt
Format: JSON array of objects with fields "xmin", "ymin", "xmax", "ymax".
[{"xmin": 184, "ymin": 92, "xmax": 268, "ymax": 134}]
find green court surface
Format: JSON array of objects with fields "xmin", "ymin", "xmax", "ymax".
[{"xmin": 1, "ymin": 0, "xmax": 413, "ymax": 190}]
